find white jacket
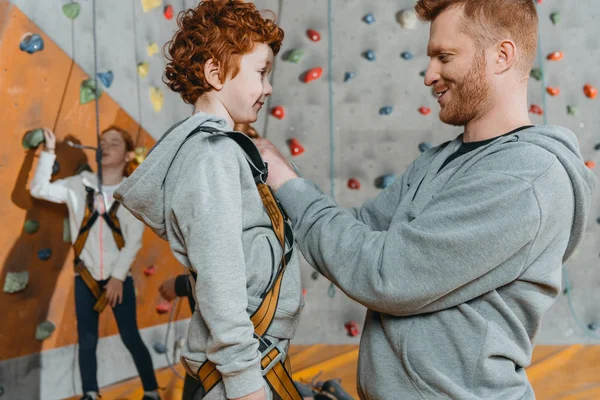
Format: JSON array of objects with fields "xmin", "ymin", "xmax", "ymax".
[{"xmin": 30, "ymin": 151, "xmax": 144, "ymax": 281}]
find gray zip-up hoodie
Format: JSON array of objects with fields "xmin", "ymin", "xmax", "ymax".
[
  {"xmin": 114, "ymin": 112, "xmax": 303, "ymax": 398},
  {"xmin": 275, "ymin": 125, "xmax": 595, "ymax": 399}
]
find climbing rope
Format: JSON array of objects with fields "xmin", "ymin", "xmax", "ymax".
[
  {"xmin": 163, "ymin": 297, "xmax": 186, "ymax": 380},
  {"xmin": 131, "ymin": 0, "xmax": 144, "ymax": 146},
  {"xmin": 92, "ymin": 0, "xmax": 103, "ymax": 195}
]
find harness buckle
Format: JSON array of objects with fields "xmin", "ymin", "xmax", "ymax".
[{"xmin": 258, "ymin": 337, "xmax": 286, "ymax": 376}]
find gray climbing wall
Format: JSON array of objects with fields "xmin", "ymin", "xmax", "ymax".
[{"xmin": 10, "ymin": 0, "xmax": 599, "ymax": 346}]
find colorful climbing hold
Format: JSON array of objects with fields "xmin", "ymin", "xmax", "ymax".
[
  {"xmin": 63, "ymin": 217, "xmax": 71, "ymax": 243},
  {"xmin": 284, "ymin": 49, "xmax": 304, "ymax": 63},
  {"xmin": 304, "ymin": 67, "xmax": 323, "ymax": 83},
  {"xmin": 595, "ymin": 143, "xmax": 600, "ymax": 151},
  {"xmin": 147, "ymin": 42, "xmax": 160, "ymax": 56},
  {"xmin": 401, "ymin": 51, "xmax": 413, "ymax": 60},
  {"xmin": 137, "ymin": 62, "xmax": 150, "ymax": 77},
  {"xmin": 302, "ymin": 288, "xmax": 307, "ymax": 297},
  {"xmin": 143, "ymin": 265, "xmax": 156, "ymax": 276},
  {"xmin": 52, "ymin": 160, "xmax": 60, "ymax": 176},
  {"xmin": 419, "ymin": 142, "xmax": 433, "ymax": 153},
  {"xmin": 550, "ymin": 12, "xmax": 561, "ymax": 25},
  {"xmin": 134, "ymin": 146, "xmax": 148, "ymax": 164},
  {"xmin": 585, "ymin": 161, "xmax": 596, "ymax": 169},
  {"xmin": 375, "ymin": 174, "xmax": 395, "ymax": 189},
  {"xmin": 529, "ymin": 104, "xmax": 544, "ymax": 115},
  {"xmin": 19, "ymin": 33, "xmax": 44, "ymax": 54},
  {"xmin": 379, "ymin": 106, "xmax": 393, "ymax": 116},
  {"xmin": 347, "ymin": 178, "xmax": 361, "ymax": 190},
  {"xmin": 419, "ymin": 70, "xmax": 427, "ymax": 77},
  {"xmin": 307, "ymin": 29, "xmax": 321, "ymax": 42},
  {"xmin": 547, "ymin": 51, "xmax": 564, "ymax": 61},
  {"xmin": 96, "ymin": 71, "xmax": 113, "ymax": 88},
  {"xmin": 588, "ymin": 323, "xmax": 599, "ymax": 332},
  {"xmin": 149, "ymin": 87, "xmax": 164, "ymax": 112},
  {"xmin": 156, "ymin": 300, "xmax": 172, "ymax": 314},
  {"xmin": 396, "ymin": 9, "xmax": 418, "ymax": 30},
  {"xmin": 153, "ymin": 342, "xmax": 166, "ymax": 354},
  {"xmin": 3, "ymin": 271, "xmax": 29, "ymax": 294},
  {"xmin": 530, "ymin": 69, "xmax": 543, "ymax": 81},
  {"xmin": 22, "ymin": 128, "xmax": 45, "ymax": 149},
  {"xmin": 35, "ymin": 321, "xmax": 56, "ymax": 341},
  {"xmin": 546, "ymin": 87, "xmax": 560, "ymax": 96},
  {"xmin": 419, "ymin": 106, "xmax": 431, "ymax": 115},
  {"xmin": 287, "ymin": 138, "xmax": 305, "ymax": 157},
  {"xmin": 584, "ymin": 84, "xmax": 598, "ymax": 99},
  {"xmin": 62, "ymin": 2, "xmax": 80, "ymax": 20},
  {"xmin": 363, "ymin": 50, "xmax": 376, "ymax": 61},
  {"xmin": 363, "ymin": 13, "xmax": 375, "ymax": 24},
  {"xmin": 141, "ymin": 0, "xmax": 162, "ymax": 13},
  {"xmin": 567, "ymin": 105, "xmax": 579, "ymax": 116},
  {"xmin": 344, "ymin": 72, "xmax": 356, "ymax": 82},
  {"xmin": 311, "ymin": 271, "xmax": 319, "ymax": 280},
  {"xmin": 38, "ymin": 248, "xmax": 52, "ymax": 261},
  {"xmin": 24, "ymin": 220, "xmax": 40, "ymax": 235},
  {"xmin": 344, "ymin": 321, "xmax": 360, "ymax": 337},
  {"xmin": 271, "ymin": 106, "xmax": 285, "ymax": 120},
  {"xmin": 80, "ymin": 79, "xmax": 103, "ymax": 105},
  {"xmin": 163, "ymin": 4, "xmax": 173, "ymax": 20}
]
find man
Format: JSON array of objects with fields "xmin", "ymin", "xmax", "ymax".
[{"xmin": 256, "ymin": 0, "xmax": 596, "ymax": 398}]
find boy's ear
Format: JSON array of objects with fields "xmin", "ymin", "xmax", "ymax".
[{"xmin": 204, "ymin": 58, "xmax": 223, "ymax": 90}]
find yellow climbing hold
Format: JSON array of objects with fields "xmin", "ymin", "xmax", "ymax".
[
  {"xmin": 147, "ymin": 42, "xmax": 160, "ymax": 56},
  {"xmin": 149, "ymin": 87, "xmax": 164, "ymax": 112},
  {"xmin": 141, "ymin": 0, "xmax": 162, "ymax": 13},
  {"xmin": 134, "ymin": 147, "xmax": 148, "ymax": 164},
  {"xmin": 137, "ymin": 62, "xmax": 149, "ymax": 77}
]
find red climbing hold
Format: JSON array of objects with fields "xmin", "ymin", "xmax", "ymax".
[
  {"xmin": 345, "ymin": 321, "xmax": 360, "ymax": 337},
  {"xmin": 156, "ymin": 300, "xmax": 172, "ymax": 314},
  {"xmin": 143, "ymin": 265, "xmax": 156, "ymax": 276},
  {"xmin": 546, "ymin": 87, "xmax": 560, "ymax": 96},
  {"xmin": 271, "ymin": 106, "xmax": 285, "ymax": 119},
  {"xmin": 584, "ymin": 84, "xmax": 598, "ymax": 99},
  {"xmin": 304, "ymin": 67, "xmax": 323, "ymax": 83},
  {"xmin": 347, "ymin": 178, "xmax": 361, "ymax": 190},
  {"xmin": 302, "ymin": 288, "xmax": 307, "ymax": 297},
  {"xmin": 164, "ymin": 5, "xmax": 173, "ymax": 20},
  {"xmin": 529, "ymin": 104, "xmax": 544, "ymax": 115},
  {"xmin": 547, "ymin": 51, "xmax": 564, "ymax": 61},
  {"xmin": 307, "ymin": 29, "xmax": 321, "ymax": 42},
  {"xmin": 419, "ymin": 107, "xmax": 431, "ymax": 115},
  {"xmin": 287, "ymin": 138, "xmax": 305, "ymax": 157},
  {"xmin": 585, "ymin": 161, "xmax": 596, "ymax": 169}
]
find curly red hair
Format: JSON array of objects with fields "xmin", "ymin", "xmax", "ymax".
[{"xmin": 164, "ymin": 0, "xmax": 284, "ymax": 105}]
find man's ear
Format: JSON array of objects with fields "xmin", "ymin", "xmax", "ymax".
[
  {"xmin": 495, "ymin": 40, "xmax": 517, "ymax": 74},
  {"xmin": 204, "ymin": 58, "xmax": 224, "ymax": 90}
]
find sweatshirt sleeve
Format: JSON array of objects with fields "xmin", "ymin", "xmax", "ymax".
[
  {"xmin": 174, "ymin": 148, "xmax": 262, "ymax": 398},
  {"xmin": 29, "ymin": 151, "xmax": 72, "ymax": 204},
  {"xmin": 275, "ymin": 171, "xmax": 540, "ymax": 317},
  {"xmin": 109, "ymin": 209, "xmax": 145, "ymax": 281}
]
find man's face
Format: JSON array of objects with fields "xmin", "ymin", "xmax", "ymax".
[{"xmin": 424, "ymin": 7, "xmax": 493, "ymax": 126}]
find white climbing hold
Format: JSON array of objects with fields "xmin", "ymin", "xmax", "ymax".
[
  {"xmin": 3, "ymin": 271, "xmax": 29, "ymax": 294},
  {"xmin": 396, "ymin": 9, "xmax": 418, "ymax": 30}
]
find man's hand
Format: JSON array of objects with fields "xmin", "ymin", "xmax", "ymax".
[
  {"xmin": 159, "ymin": 277, "xmax": 177, "ymax": 301},
  {"xmin": 106, "ymin": 277, "xmax": 124, "ymax": 307},
  {"xmin": 254, "ymin": 138, "xmax": 298, "ymax": 193},
  {"xmin": 42, "ymin": 128, "xmax": 56, "ymax": 153},
  {"xmin": 233, "ymin": 387, "xmax": 267, "ymax": 400}
]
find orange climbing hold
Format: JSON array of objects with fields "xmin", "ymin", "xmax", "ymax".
[
  {"xmin": 304, "ymin": 67, "xmax": 323, "ymax": 83},
  {"xmin": 529, "ymin": 104, "xmax": 544, "ymax": 115},
  {"xmin": 546, "ymin": 87, "xmax": 560, "ymax": 96},
  {"xmin": 584, "ymin": 84, "xmax": 598, "ymax": 99},
  {"xmin": 164, "ymin": 4, "xmax": 173, "ymax": 20},
  {"xmin": 143, "ymin": 265, "xmax": 156, "ymax": 276},
  {"xmin": 347, "ymin": 178, "xmax": 361, "ymax": 190},
  {"xmin": 585, "ymin": 161, "xmax": 596, "ymax": 169},
  {"xmin": 307, "ymin": 29, "xmax": 321, "ymax": 42},
  {"xmin": 288, "ymin": 138, "xmax": 305, "ymax": 157},
  {"xmin": 419, "ymin": 107, "xmax": 431, "ymax": 115},
  {"xmin": 547, "ymin": 51, "xmax": 564, "ymax": 61},
  {"xmin": 271, "ymin": 106, "xmax": 285, "ymax": 119},
  {"xmin": 156, "ymin": 300, "xmax": 172, "ymax": 314}
]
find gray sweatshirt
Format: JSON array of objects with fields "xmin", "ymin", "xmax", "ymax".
[
  {"xmin": 114, "ymin": 112, "xmax": 303, "ymax": 398},
  {"xmin": 275, "ymin": 125, "xmax": 595, "ymax": 399}
]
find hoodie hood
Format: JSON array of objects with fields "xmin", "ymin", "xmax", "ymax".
[
  {"xmin": 114, "ymin": 112, "xmax": 229, "ymax": 240},
  {"xmin": 515, "ymin": 125, "xmax": 596, "ymax": 262}
]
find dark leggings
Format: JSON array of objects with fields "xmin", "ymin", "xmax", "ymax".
[{"xmin": 75, "ymin": 275, "xmax": 158, "ymax": 393}]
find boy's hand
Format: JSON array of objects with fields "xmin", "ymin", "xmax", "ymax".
[
  {"xmin": 253, "ymin": 138, "xmax": 298, "ymax": 193},
  {"xmin": 42, "ymin": 128, "xmax": 56, "ymax": 153},
  {"xmin": 106, "ymin": 277, "xmax": 124, "ymax": 307}
]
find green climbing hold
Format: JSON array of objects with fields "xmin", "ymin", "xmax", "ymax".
[
  {"xmin": 567, "ymin": 105, "xmax": 579, "ymax": 116},
  {"xmin": 550, "ymin": 12, "xmax": 561, "ymax": 25},
  {"xmin": 22, "ymin": 128, "xmax": 45, "ymax": 149},
  {"xmin": 35, "ymin": 321, "xmax": 56, "ymax": 341},
  {"xmin": 63, "ymin": 218, "xmax": 71, "ymax": 242},
  {"xmin": 3, "ymin": 271, "xmax": 29, "ymax": 294},
  {"xmin": 80, "ymin": 79, "xmax": 103, "ymax": 105},
  {"xmin": 24, "ymin": 220, "xmax": 40, "ymax": 235},
  {"xmin": 419, "ymin": 70, "xmax": 426, "ymax": 77},
  {"xmin": 62, "ymin": 2, "xmax": 81, "ymax": 20},
  {"xmin": 530, "ymin": 69, "xmax": 543, "ymax": 81},
  {"xmin": 284, "ymin": 49, "xmax": 304, "ymax": 64}
]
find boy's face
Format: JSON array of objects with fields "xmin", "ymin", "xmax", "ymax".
[{"xmin": 220, "ymin": 42, "xmax": 274, "ymax": 124}]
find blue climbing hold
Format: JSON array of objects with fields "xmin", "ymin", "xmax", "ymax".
[
  {"xmin": 344, "ymin": 72, "xmax": 356, "ymax": 82},
  {"xmin": 20, "ymin": 34, "xmax": 44, "ymax": 54},
  {"xmin": 596, "ymin": 216, "xmax": 600, "ymax": 225},
  {"xmin": 594, "ymin": 143, "xmax": 600, "ymax": 151},
  {"xmin": 379, "ymin": 106, "xmax": 393, "ymax": 116},
  {"xmin": 363, "ymin": 50, "xmax": 376, "ymax": 61},
  {"xmin": 419, "ymin": 142, "xmax": 433, "ymax": 152},
  {"xmin": 419, "ymin": 70, "xmax": 427, "ymax": 77},
  {"xmin": 375, "ymin": 174, "xmax": 396, "ymax": 189},
  {"xmin": 363, "ymin": 13, "xmax": 375, "ymax": 24},
  {"xmin": 52, "ymin": 160, "xmax": 60, "ymax": 176},
  {"xmin": 97, "ymin": 71, "xmax": 114, "ymax": 88},
  {"xmin": 588, "ymin": 323, "xmax": 598, "ymax": 332},
  {"xmin": 38, "ymin": 248, "xmax": 52, "ymax": 261},
  {"xmin": 401, "ymin": 51, "xmax": 413, "ymax": 60},
  {"xmin": 153, "ymin": 342, "xmax": 166, "ymax": 354}
]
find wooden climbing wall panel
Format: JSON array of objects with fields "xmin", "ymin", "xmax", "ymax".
[{"xmin": 0, "ymin": 2, "xmax": 189, "ymax": 362}]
